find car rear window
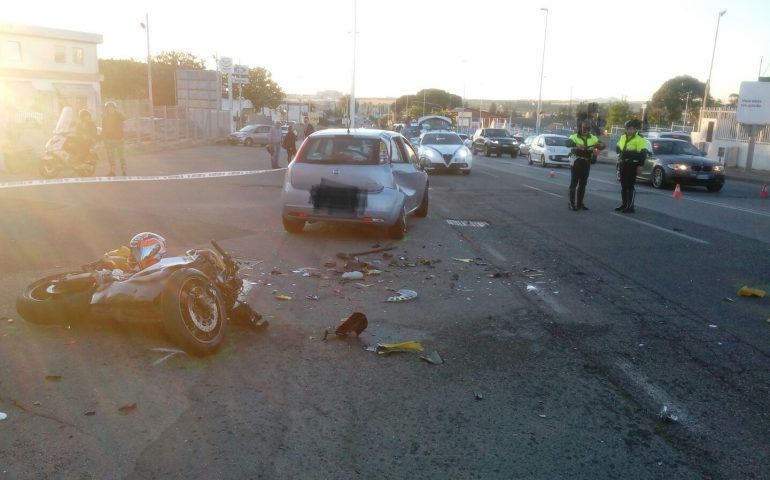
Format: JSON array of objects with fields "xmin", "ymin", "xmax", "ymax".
[{"xmin": 297, "ymin": 136, "xmax": 385, "ymax": 165}]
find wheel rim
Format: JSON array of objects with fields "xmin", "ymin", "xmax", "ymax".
[
  {"xmin": 653, "ymin": 168, "xmax": 663, "ymax": 188},
  {"xmin": 178, "ymin": 278, "xmax": 221, "ymax": 341},
  {"xmin": 541, "ymin": 156, "xmax": 546, "ymax": 167}
]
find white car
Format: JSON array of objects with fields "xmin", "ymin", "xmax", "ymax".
[
  {"xmin": 416, "ymin": 131, "xmax": 473, "ymax": 175},
  {"xmin": 528, "ymin": 134, "xmax": 572, "ymax": 167}
]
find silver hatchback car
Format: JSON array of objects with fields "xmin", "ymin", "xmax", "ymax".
[{"xmin": 280, "ymin": 129, "xmax": 429, "ymax": 239}]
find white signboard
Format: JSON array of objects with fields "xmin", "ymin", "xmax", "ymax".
[
  {"xmin": 233, "ymin": 64, "xmax": 249, "ymax": 76},
  {"xmin": 736, "ymin": 81, "xmax": 770, "ymax": 125},
  {"xmin": 218, "ymin": 57, "xmax": 233, "ymax": 73}
]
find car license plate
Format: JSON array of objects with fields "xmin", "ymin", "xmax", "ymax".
[
  {"xmin": 311, "ymin": 179, "xmax": 366, "ymax": 214},
  {"xmin": 696, "ymin": 174, "xmax": 709, "ymax": 180}
]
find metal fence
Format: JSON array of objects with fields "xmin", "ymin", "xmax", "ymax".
[{"xmin": 701, "ymin": 108, "xmax": 770, "ymax": 145}]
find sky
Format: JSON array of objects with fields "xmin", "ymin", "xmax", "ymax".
[{"xmin": 4, "ymin": 0, "xmax": 770, "ymax": 103}]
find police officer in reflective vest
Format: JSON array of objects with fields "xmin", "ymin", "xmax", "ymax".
[
  {"xmin": 566, "ymin": 121, "xmax": 605, "ymax": 211},
  {"xmin": 615, "ymin": 119, "xmax": 648, "ymax": 213}
]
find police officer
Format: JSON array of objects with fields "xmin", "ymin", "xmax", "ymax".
[
  {"xmin": 615, "ymin": 119, "xmax": 648, "ymax": 213},
  {"xmin": 566, "ymin": 121, "xmax": 605, "ymax": 211}
]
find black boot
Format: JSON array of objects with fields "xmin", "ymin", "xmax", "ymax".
[
  {"xmin": 621, "ymin": 189, "xmax": 635, "ymax": 213},
  {"xmin": 577, "ymin": 186, "xmax": 588, "ymax": 210},
  {"xmin": 615, "ymin": 189, "xmax": 627, "ymax": 211}
]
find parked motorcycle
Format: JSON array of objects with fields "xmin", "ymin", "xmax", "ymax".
[
  {"xmin": 16, "ymin": 240, "xmax": 263, "ymax": 356},
  {"xmin": 39, "ymin": 106, "xmax": 98, "ymax": 179}
]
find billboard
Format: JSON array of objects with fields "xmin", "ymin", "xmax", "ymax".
[
  {"xmin": 736, "ymin": 81, "xmax": 770, "ymax": 125},
  {"xmin": 176, "ymin": 69, "xmax": 221, "ymax": 109}
]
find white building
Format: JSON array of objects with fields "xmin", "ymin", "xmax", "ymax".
[{"xmin": 0, "ymin": 23, "xmax": 103, "ymax": 127}]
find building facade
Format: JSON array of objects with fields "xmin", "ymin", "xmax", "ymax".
[{"xmin": 0, "ymin": 23, "xmax": 103, "ymax": 128}]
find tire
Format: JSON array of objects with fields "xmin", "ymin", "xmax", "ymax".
[
  {"xmin": 414, "ymin": 186, "xmax": 429, "ymax": 217},
  {"xmin": 16, "ymin": 272, "xmax": 94, "ymax": 325},
  {"xmin": 707, "ymin": 183, "xmax": 723, "ymax": 192},
  {"xmin": 496, "ymin": 152, "xmax": 502, "ymax": 157},
  {"xmin": 540, "ymin": 155, "xmax": 546, "ymax": 167},
  {"xmin": 651, "ymin": 167, "xmax": 666, "ymax": 189},
  {"xmin": 485, "ymin": 146, "xmax": 491, "ymax": 157},
  {"xmin": 511, "ymin": 151, "xmax": 517, "ymax": 158},
  {"xmin": 282, "ymin": 217, "xmax": 305, "ymax": 234},
  {"xmin": 244, "ymin": 138, "xmax": 253, "ymax": 147},
  {"xmin": 462, "ymin": 170, "xmax": 471, "ymax": 175},
  {"xmin": 160, "ymin": 269, "xmax": 227, "ymax": 356},
  {"xmin": 528, "ymin": 153, "xmax": 533, "ymax": 165},
  {"xmin": 387, "ymin": 208, "xmax": 406, "ymax": 240},
  {"xmin": 78, "ymin": 155, "xmax": 97, "ymax": 177}
]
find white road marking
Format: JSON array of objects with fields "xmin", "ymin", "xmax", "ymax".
[
  {"xmin": 613, "ymin": 213, "xmax": 710, "ymax": 245},
  {"xmin": 0, "ymin": 168, "xmax": 284, "ymax": 190},
  {"xmin": 680, "ymin": 195, "xmax": 770, "ymax": 218},
  {"xmin": 522, "ymin": 184, "xmax": 563, "ymax": 198}
]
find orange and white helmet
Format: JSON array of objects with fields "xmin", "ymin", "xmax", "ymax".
[{"xmin": 129, "ymin": 232, "xmax": 167, "ymax": 269}]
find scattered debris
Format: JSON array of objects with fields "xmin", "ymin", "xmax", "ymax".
[
  {"xmin": 487, "ymin": 272, "xmax": 511, "ymax": 278},
  {"xmin": 33, "ymin": 401, "xmax": 40, "ymax": 406},
  {"xmin": 323, "ymin": 260, "xmax": 337, "ymax": 268},
  {"xmin": 324, "ymin": 312, "xmax": 368, "ymax": 340},
  {"xmin": 273, "ymin": 294, "xmax": 292, "ymax": 301},
  {"xmin": 355, "ymin": 283, "xmax": 375, "ymax": 288},
  {"xmin": 659, "ymin": 405, "xmax": 678, "ymax": 423},
  {"xmin": 151, "ymin": 348, "xmax": 186, "ymax": 366},
  {"xmin": 0, "ymin": 412, "xmax": 6, "ymax": 421},
  {"xmin": 270, "ymin": 269, "xmax": 283, "ymax": 275},
  {"xmin": 374, "ymin": 340, "xmax": 424, "ymax": 354},
  {"xmin": 84, "ymin": 411, "xmax": 96, "ymax": 416},
  {"xmin": 709, "ymin": 324, "xmax": 718, "ymax": 329},
  {"xmin": 722, "ymin": 297, "xmax": 735, "ymax": 303},
  {"xmin": 385, "ymin": 289, "xmax": 418, "ymax": 302},
  {"xmin": 474, "ymin": 392, "xmax": 484, "ymax": 401},
  {"xmin": 538, "ymin": 414, "xmax": 547, "ymax": 419},
  {"xmin": 341, "ymin": 271, "xmax": 364, "ymax": 281},
  {"xmin": 336, "ymin": 246, "xmax": 395, "ymax": 260},
  {"xmin": 420, "ymin": 350, "xmax": 444, "ymax": 365},
  {"xmin": 305, "ymin": 295, "xmax": 319, "ymax": 301},
  {"xmin": 526, "ymin": 285, "xmax": 538, "ymax": 292},
  {"xmin": 452, "ymin": 258, "xmax": 473, "ymax": 263},
  {"xmin": 118, "ymin": 403, "xmax": 137, "ymax": 415},
  {"xmin": 45, "ymin": 375, "xmax": 62, "ymax": 382},
  {"xmin": 1, "ymin": 316, "xmax": 13, "ymax": 322},
  {"xmin": 738, "ymin": 286, "xmax": 766, "ymax": 298},
  {"xmin": 364, "ymin": 268, "xmax": 382, "ymax": 276}
]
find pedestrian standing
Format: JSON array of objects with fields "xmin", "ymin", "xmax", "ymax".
[
  {"xmin": 566, "ymin": 121, "xmax": 605, "ymax": 211},
  {"xmin": 615, "ymin": 119, "xmax": 648, "ymax": 213},
  {"xmin": 283, "ymin": 123, "xmax": 297, "ymax": 162},
  {"xmin": 102, "ymin": 101, "xmax": 126, "ymax": 176},
  {"xmin": 302, "ymin": 116, "xmax": 315, "ymax": 139},
  {"xmin": 268, "ymin": 120, "xmax": 282, "ymax": 169}
]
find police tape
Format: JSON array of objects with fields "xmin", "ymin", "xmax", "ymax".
[{"xmin": 0, "ymin": 168, "xmax": 284, "ymax": 190}]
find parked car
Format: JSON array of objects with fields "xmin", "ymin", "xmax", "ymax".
[
  {"xmin": 622, "ymin": 138, "xmax": 725, "ymax": 192},
  {"xmin": 528, "ymin": 134, "xmax": 571, "ymax": 167},
  {"xmin": 642, "ymin": 131, "xmax": 693, "ymax": 143},
  {"xmin": 227, "ymin": 124, "xmax": 272, "ymax": 146},
  {"xmin": 457, "ymin": 133, "xmax": 473, "ymax": 148},
  {"xmin": 401, "ymin": 126, "xmax": 422, "ymax": 145},
  {"xmin": 518, "ymin": 135, "xmax": 536, "ymax": 157},
  {"xmin": 472, "ymin": 128, "xmax": 519, "ymax": 157},
  {"xmin": 280, "ymin": 129, "xmax": 429, "ymax": 239},
  {"xmin": 416, "ymin": 131, "xmax": 472, "ymax": 175}
]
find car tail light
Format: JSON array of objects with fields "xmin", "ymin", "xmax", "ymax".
[{"xmin": 288, "ymin": 212, "xmax": 308, "ymax": 218}]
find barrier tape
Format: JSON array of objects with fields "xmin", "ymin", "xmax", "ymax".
[{"xmin": 0, "ymin": 168, "xmax": 284, "ymax": 190}]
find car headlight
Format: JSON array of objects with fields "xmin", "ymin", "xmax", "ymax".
[
  {"xmin": 455, "ymin": 149, "xmax": 469, "ymax": 160},
  {"xmin": 666, "ymin": 163, "xmax": 689, "ymax": 171},
  {"xmin": 490, "ymin": 140, "xmax": 499, "ymax": 144},
  {"xmin": 713, "ymin": 165, "xmax": 724, "ymax": 173}
]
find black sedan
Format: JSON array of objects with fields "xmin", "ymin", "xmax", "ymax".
[{"xmin": 620, "ymin": 138, "xmax": 726, "ymax": 192}]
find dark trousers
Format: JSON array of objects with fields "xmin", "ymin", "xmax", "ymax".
[
  {"xmin": 568, "ymin": 157, "xmax": 591, "ymax": 207},
  {"xmin": 618, "ymin": 161, "xmax": 638, "ymax": 208}
]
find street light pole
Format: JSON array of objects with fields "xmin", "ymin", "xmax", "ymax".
[
  {"xmin": 535, "ymin": 7, "xmax": 549, "ymax": 134},
  {"xmin": 349, "ymin": 0, "xmax": 358, "ymax": 129},
  {"xmin": 140, "ymin": 13, "xmax": 154, "ymax": 141},
  {"xmin": 699, "ymin": 9, "xmax": 726, "ymax": 131}
]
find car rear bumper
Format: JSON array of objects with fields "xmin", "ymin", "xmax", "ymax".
[{"xmin": 281, "ymin": 185, "xmax": 402, "ymax": 225}]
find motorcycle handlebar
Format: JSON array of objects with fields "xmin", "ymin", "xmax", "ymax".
[{"xmin": 211, "ymin": 240, "xmax": 237, "ymax": 270}]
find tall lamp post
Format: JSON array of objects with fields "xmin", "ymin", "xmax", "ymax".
[
  {"xmin": 699, "ymin": 9, "xmax": 726, "ymax": 132},
  {"xmin": 535, "ymin": 7, "xmax": 549, "ymax": 134},
  {"xmin": 349, "ymin": 0, "xmax": 358, "ymax": 129},
  {"xmin": 140, "ymin": 13, "xmax": 154, "ymax": 140}
]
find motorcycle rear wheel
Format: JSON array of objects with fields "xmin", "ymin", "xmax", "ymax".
[
  {"xmin": 161, "ymin": 268, "xmax": 228, "ymax": 356},
  {"xmin": 16, "ymin": 272, "xmax": 94, "ymax": 325},
  {"xmin": 40, "ymin": 159, "xmax": 60, "ymax": 179}
]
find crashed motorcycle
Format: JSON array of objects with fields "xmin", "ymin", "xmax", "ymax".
[
  {"xmin": 16, "ymin": 240, "xmax": 263, "ymax": 356},
  {"xmin": 39, "ymin": 106, "xmax": 98, "ymax": 179}
]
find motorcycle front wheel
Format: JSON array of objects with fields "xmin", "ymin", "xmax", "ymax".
[
  {"xmin": 39, "ymin": 156, "xmax": 60, "ymax": 179},
  {"xmin": 77, "ymin": 157, "xmax": 97, "ymax": 177},
  {"xmin": 16, "ymin": 272, "xmax": 95, "ymax": 325},
  {"xmin": 161, "ymin": 268, "xmax": 228, "ymax": 356}
]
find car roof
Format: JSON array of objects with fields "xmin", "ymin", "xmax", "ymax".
[{"xmin": 308, "ymin": 128, "xmax": 399, "ymax": 139}]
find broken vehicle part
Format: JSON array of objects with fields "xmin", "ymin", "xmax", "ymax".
[{"xmin": 385, "ymin": 289, "xmax": 418, "ymax": 302}]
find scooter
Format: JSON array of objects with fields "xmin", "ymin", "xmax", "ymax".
[{"xmin": 39, "ymin": 106, "xmax": 98, "ymax": 179}]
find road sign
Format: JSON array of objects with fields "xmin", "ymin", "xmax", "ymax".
[
  {"xmin": 218, "ymin": 57, "xmax": 233, "ymax": 73},
  {"xmin": 737, "ymin": 81, "xmax": 770, "ymax": 125},
  {"xmin": 234, "ymin": 64, "xmax": 249, "ymax": 76}
]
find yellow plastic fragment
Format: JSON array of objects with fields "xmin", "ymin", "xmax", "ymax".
[
  {"xmin": 376, "ymin": 340, "xmax": 424, "ymax": 354},
  {"xmin": 273, "ymin": 294, "xmax": 292, "ymax": 301},
  {"xmin": 737, "ymin": 286, "xmax": 766, "ymax": 298}
]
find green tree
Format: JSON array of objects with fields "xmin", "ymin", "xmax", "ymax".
[
  {"xmin": 606, "ymin": 100, "xmax": 632, "ymax": 128},
  {"xmin": 99, "ymin": 59, "xmax": 148, "ymax": 100},
  {"xmin": 392, "ymin": 89, "xmax": 462, "ymax": 120},
  {"xmin": 241, "ymin": 67, "xmax": 284, "ymax": 110},
  {"xmin": 489, "ymin": 102, "xmax": 498, "ymax": 114},
  {"xmin": 152, "ymin": 51, "xmax": 207, "ymax": 105},
  {"xmin": 649, "ymin": 75, "xmax": 706, "ymax": 125}
]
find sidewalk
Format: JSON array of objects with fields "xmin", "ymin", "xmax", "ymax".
[{"xmin": 597, "ymin": 151, "xmax": 770, "ymax": 186}]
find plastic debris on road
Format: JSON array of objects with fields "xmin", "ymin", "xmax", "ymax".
[
  {"xmin": 118, "ymin": 403, "xmax": 137, "ymax": 415},
  {"xmin": 526, "ymin": 285, "xmax": 538, "ymax": 292},
  {"xmin": 372, "ymin": 340, "xmax": 424, "ymax": 354},
  {"xmin": 273, "ymin": 294, "xmax": 292, "ymax": 301},
  {"xmin": 737, "ymin": 286, "xmax": 766, "ymax": 298},
  {"xmin": 420, "ymin": 350, "xmax": 444, "ymax": 365},
  {"xmin": 0, "ymin": 412, "xmax": 7, "ymax": 421},
  {"xmin": 475, "ymin": 392, "xmax": 484, "ymax": 400},
  {"xmin": 305, "ymin": 295, "xmax": 319, "ymax": 301},
  {"xmin": 452, "ymin": 258, "xmax": 473, "ymax": 263},
  {"xmin": 341, "ymin": 271, "xmax": 364, "ymax": 281},
  {"xmin": 659, "ymin": 405, "xmax": 679, "ymax": 423},
  {"xmin": 45, "ymin": 375, "xmax": 62, "ymax": 382},
  {"xmin": 385, "ymin": 289, "xmax": 418, "ymax": 302}
]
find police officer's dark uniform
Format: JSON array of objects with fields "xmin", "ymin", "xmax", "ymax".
[
  {"xmin": 565, "ymin": 123, "xmax": 605, "ymax": 211},
  {"xmin": 615, "ymin": 119, "xmax": 648, "ymax": 213}
]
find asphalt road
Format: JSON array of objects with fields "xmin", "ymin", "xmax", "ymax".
[{"xmin": 0, "ymin": 144, "xmax": 768, "ymax": 479}]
